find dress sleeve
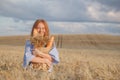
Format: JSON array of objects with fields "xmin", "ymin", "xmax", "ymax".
[
  {"xmin": 49, "ymin": 42, "xmax": 60, "ymax": 64},
  {"xmin": 23, "ymin": 40, "xmax": 35, "ymax": 68}
]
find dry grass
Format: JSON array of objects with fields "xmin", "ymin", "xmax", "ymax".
[{"xmin": 0, "ymin": 34, "xmax": 120, "ymax": 80}]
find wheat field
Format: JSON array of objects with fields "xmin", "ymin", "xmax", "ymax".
[{"xmin": 0, "ymin": 34, "xmax": 120, "ymax": 80}]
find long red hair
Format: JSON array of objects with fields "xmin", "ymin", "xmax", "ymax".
[{"xmin": 31, "ymin": 19, "xmax": 50, "ymax": 37}]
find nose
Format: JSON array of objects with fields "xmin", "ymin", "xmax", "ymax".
[
  {"xmin": 38, "ymin": 28, "xmax": 44, "ymax": 33},
  {"xmin": 40, "ymin": 29, "xmax": 44, "ymax": 32}
]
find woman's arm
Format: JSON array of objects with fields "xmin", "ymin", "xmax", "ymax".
[
  {"xmin": 31, "ymin": 57, "xmax": 51, "ymax": 67},
  {"xmin": 33, "ymin": 48, "xmax": 53, "ymax": 62},
  {"xmin": 23, "ymin": 40, "xmax": 35, "ymax": 68},
  {"xmin": 32, "ymin": 36, "xmax": 55, "ymax": 61},
  {"xmin": 49, "ymin": 42, "xmax": 60, "ymax": 64}
]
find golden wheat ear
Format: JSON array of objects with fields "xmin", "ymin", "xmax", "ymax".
[
  {"xmin": 46, "ymin": 36, "xmax": 54, "ymax": 48},
  {"xmin": 33, "ymin": 29, "xmax": 38, "ymax": 37}
]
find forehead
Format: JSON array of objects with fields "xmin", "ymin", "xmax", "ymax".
[{"xmin": 37, "ymin": 22, "xmax": 45, "ymax": 27}]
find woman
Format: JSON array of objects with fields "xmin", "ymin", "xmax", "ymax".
[{"xmin": 23, "ymin": 19, "xmax": 60, "ymax": 72}]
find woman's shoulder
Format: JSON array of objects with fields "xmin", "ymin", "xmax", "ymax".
[
  {"xmin": 26, "ymin": 39, "xmax": 30, "ymax": 42},
  {"xmin": 25, "ymin": 39, "xmax": 31, "ymax": 45}
]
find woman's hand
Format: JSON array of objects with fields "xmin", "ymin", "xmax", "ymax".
[
  {"xmin": 32, "ymin": 48, "xmax": 43, "ymax": 57},
  {"xmin": 31, "ymin": 57, "xmax": 52, "ymax": 66},
  {"xmin": 32, "ymin": 48, "xmax": 53, "ymax": 62},
  {"xmin": 44, "ymin": 59, "xmax": 52, "ymax": 67}
]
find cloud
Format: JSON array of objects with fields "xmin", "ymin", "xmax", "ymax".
[
  {"xmin": 48, "ymin": 22, "xmax": 120, "ymax": 35},
  {"xmin": 48, "ymin": 22, "xmax": 84, "ymax": 34},
  {"xmin": 94, "ymin": 0, "xmax": 120, "ymax": 11},
  {"xmin": 0, "ymin": 0, "xmax": 120, "ymax": 36},
  {"xmin": 0, "ymin": 0, "xmax": 87, "ymax": 21},
  {"xmin": 86, "ymin": 1, "xmax": 120, "ymax": 22},
  {"xmin": 0, "ymin": 16, "xmax": 33, "ymax": 35},
  {"xmin": 1, "ymin": 0, "xmax": 120, "ymax": 22},
  {"xmin": 0, "ymin": 18, "xmax": 120, "ymax": 36}
]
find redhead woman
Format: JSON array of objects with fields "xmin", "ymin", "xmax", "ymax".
[{"xmin": 23, "ymin": 19, "xmax": 59, "ymax": 72}]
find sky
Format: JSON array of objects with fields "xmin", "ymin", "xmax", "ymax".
[{"xmin": 0, "ymin": 0, "xmax": 120, "ymax": 36}]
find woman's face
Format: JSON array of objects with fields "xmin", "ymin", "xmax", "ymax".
[{"xmin": 36, "ymin": 22, "xmax": 46, "ymax": 36}]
